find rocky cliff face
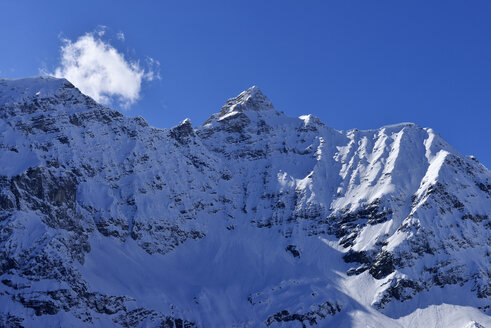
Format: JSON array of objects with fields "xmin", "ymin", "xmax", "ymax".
[{"xmin": 0, "ymin": 77, "xmax": 489, "ymax": 328}]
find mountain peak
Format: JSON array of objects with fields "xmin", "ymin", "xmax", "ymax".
[
  {"xmin": 242, "ymin": 85, "xmax": 265, "ymax": 99},
  {"xmin": 218, "ymin": 85, "xmax": 275, "ymax": 117}
]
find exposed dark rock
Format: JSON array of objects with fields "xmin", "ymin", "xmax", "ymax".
[
  {"xmin": 17, "ymin": 297, "xmax": 59, "ymax": 316},
  {"xmin": 374, "ymin": 278, "xmax": 423, "ymax": 309},
  {"xmin": 131, "ymin": 221, "xmax": 206, "ymax": 254},
  {"xmin": 343, "ymin": 250, "xmax": 371, "ymax": 264},
  {"xmin": 369, "ymin": 251, "xmax": 395, "ymax": 279},
  {"xmin": 286, "ymin": 244, "xmax": 301, "ymax": 258},
  {"xmin": 426, "ymin": 182, "xmax": 465, "ymax": 211},
  {"xmin": 476, "ymin": 182, "xmax": 490, "ymax": 193},
  {"xmin": 265, "ymin": 301, "xmax": 341, "ymax": 327},
  {"xmin": 0, "ymin": 313, "xmax": 24, "ymax": 328},
  {"xmin": 160, "ymin": 317, "xmax": 196, "ymax": 328},
  {"xmin": 95, "ymin": 218, "xmax": 130, "ymax": 239},
  {"xmin": 346, "ymin": 265, "xmax": 369, "ymax": 276},
  {"xmin": 326, "ymin": 200, "xmax": 392, "ymax": 248},
  {"xmin": 170, "ymin": 119, "xmax": 195, "ymax": 145},
  {"xmin": 462, "ymin": 214, "xmax": 488, "ymax": 223}
]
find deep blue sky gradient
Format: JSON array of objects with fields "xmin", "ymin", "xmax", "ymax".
[{"xmin": 1, "ymin": 1, "xmax": 490, "ymax": 166}]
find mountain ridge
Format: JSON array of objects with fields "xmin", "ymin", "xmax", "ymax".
[{"xmin": 0, "ymin": 76, "xmax": 489, "ymax": 328}]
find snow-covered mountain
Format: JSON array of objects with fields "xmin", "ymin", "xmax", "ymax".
[{"xmin": 0, "ymin": 76, "xmax": 489, "ymax": 328}]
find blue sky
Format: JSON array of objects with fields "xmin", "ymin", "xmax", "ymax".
[{"xmin": 1, "ymin": 1, "xmax": 490, "ymax": 167}]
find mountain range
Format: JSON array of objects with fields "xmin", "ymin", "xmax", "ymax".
[{"xmin": 0, "ymin": 76, "xmax": 489, "ymax": 327}]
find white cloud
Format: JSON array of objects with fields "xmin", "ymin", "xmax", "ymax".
[
  {"xmin": 53, "ymin": 32, "xmax": 157, "ymax": 108},
  {"xmin": 117, "ymin": 32, "xmax": 125, "ymax": 41},
  {"xmin": 144, "ymin": 57, "xmax": 161, "ymax": 81},
  {"xmin": 96, "ymin": 25, "xmax": 107, "ymax": 37}
]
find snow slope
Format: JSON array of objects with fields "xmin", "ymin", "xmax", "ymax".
[{"xmin": 0, "ymin": 77, "xmax": 489, "ymax": 327}]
